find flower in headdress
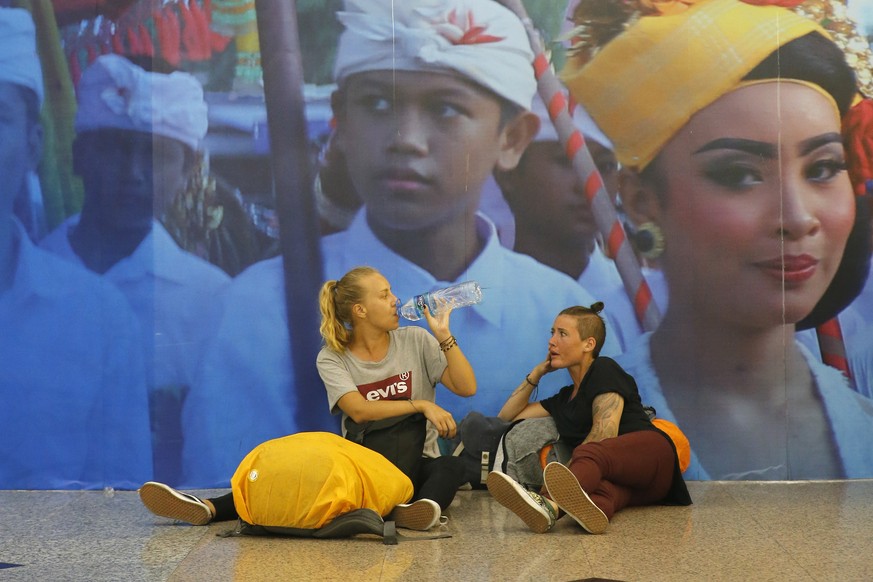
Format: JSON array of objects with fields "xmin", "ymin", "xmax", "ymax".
[
  {"xmin": 101, "ymin": 85, "xmax": 133, "ymax": 116},
  {"xmin": 793, "ymin": 0, "xmax": 873, "ymax": 96},
  {"xmin": 843, "ymin": 98, "xmax": 873, "ymax": 197},
  {"xmin": 563, "ymin": 0, "xmax": 635, "ymax": 65},
  {"xmin": 433, "ymin": 8, "xmax": 504, "ymax": 45},
  {"xmin": 100, "ymin": 65, "xmax": 140, "ymax": 118}
]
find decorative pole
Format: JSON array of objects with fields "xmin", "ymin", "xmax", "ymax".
[
  {"xmin": 816, "ymin": 318, "xmax": 854, "ymax": 386},
  {"xmin": 254, "ymin": 0, "xmax": 331, "ymax": 428},
  {"xmin": 497, "ymin": 0, "xmax": 661, "ymax": 331}
]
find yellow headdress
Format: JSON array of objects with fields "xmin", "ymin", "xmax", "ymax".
[{"xmin": 559, "ymin": 0, "xmax": 868, "ymax": 170}]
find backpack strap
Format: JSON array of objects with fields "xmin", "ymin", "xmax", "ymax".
[{"xmin": 220, "ymin": 509, "xmax": 452, "ymax": 544}]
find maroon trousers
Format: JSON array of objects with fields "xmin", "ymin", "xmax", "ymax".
[{"xmin": 553, "ymin": 430, "xmax": 675, "ymax": 520}]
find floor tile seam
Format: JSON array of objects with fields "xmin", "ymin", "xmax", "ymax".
[
  {"xmin": 720, "ymin": 484, "xmax": 786, "ymax": 530},
  {"xmin": 764, "ymin": 531, "xmax": 818, "ymax": 582},
  {"xmin": 377, "ymin": 543, "xmax": 397, "ymax": 582},
  {"xmin": 165, "ymin": 523, "xmax": 229, "ymax": 580}
]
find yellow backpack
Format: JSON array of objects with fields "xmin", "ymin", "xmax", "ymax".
[{"xmin": 230, "ymin": 432, "xmax": 413, "ymax": 534}]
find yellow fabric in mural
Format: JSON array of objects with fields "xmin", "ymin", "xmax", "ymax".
[
  {"xmin": 231, "ymin": 432, "xmax": 414, "ymax": 530},
  {"xmin": 16, "ymin": 0, "xmax": 82, "ymax": 229},
  {"xmin": 561, "ymin": 0, "xmax": 826, "ymax": 170}
]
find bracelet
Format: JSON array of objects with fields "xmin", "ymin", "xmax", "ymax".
[
  {"xmin": 524, "ymin": 374, "xmax": 538, "ymax": 388},
  {"xmin": 408, "ymin": 400, "xmax": 418, "ymax": 413},
  {"xmin": 439, "ymin": 335, "xmax": 457, "ymax": 352}
]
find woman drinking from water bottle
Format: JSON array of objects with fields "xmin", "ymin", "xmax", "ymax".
[{"xmin": 139, "ymin": 266, "xmax": 476, "ymax": 530}]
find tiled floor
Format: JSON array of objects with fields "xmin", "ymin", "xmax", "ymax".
[{"xmin": 1, "ymin": 480, "xmax": 871, "ymax": 581}]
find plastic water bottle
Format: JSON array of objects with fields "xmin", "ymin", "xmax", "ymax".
[{"xmin": 399, "ymin": 281, "xmax": 482, "ymax": 321}]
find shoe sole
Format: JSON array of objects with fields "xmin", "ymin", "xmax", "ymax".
[
  {"xmin": 390, "ymin": 499, "xmax": 440, "ymax": 530},
  {"xmin": 486, "ymin": 472, "xmax": 552, "ymax": 534},
  {"xmin": 139, "ymin": 482, "xmax": 211, "ymax": 526},
  {"xmin": 543, "ymin": 463, "xmax": 608, "ymax": 534}
]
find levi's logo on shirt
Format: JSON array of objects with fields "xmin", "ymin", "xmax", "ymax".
[{"xmin": 358, "ymin": 371, "xmax": 412, "ymax": 401}]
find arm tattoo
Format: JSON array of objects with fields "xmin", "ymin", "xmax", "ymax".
[
  {"xmin": 510, "ymin": 379, "xmax": 534, "ymax": 398},
  {"xmin": 584, "ymin": 392, "xmax": 624, "ymax": 443}
]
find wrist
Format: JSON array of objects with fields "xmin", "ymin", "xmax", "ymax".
[
  {"xmin": 439, "ymin": 335, "xmax": 457, "ymax": 353},
  {"xmin": 525, "ymin": 374, "xmax": 539, "ymax": 388}
]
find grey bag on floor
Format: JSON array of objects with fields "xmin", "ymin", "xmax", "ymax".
[
  {"xmin": 495, "ymin": 416, "xmax": 571, "ymax": 489},
  {"xmin": 450, "ymin": 411, "xmax": 512, "ymax": 488}
]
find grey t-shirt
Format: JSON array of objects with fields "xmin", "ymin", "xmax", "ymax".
[{"xmin": 317, "ymin": 326, "xmax": 447, "ymax": 458}]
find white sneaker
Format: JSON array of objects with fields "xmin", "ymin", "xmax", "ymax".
[
  {"xmin": 487, "ymin": 471, "xmax": 556, "ymax": 533},
  {"xmin": 390, "ymin": 499, "xmax": 441, "ymax": 530},
  {"xmin": 138, "ymin": 481, "xmax": 213, "ymax": 526}
]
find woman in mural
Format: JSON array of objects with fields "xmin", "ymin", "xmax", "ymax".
[{"xmin": 561, "ymin": 0, "xmax": 873, "ymax": 479}]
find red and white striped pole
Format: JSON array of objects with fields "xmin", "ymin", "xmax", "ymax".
[
  {"xmin": 498, "ymin": 0, "xmax": 661, "ymax": 332},
  {"xmin": 817, "ymin": 318, "xmax": 855, "ymax": 387}
]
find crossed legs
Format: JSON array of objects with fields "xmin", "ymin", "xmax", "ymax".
[{"xmin": 561, "ymin": 430, "xmax": 675, "ymax": 521}]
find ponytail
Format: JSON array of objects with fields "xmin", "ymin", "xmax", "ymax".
[
  {"xmin": 318, "ymin": 266, "xmax": 379, "ymax": 353},
  {"xmin": 319, "ymin": 280, "xmax": 349, "ymax": 353}
]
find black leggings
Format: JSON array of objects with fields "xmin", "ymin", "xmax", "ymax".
[
  {"xmin": 207, "ymin": 454, "xmax": 467, "ymax": 522},
  {"xmin": 411, "ymin": 455, "xmax": 466, "ymax": 511},
  {"xmin": 209, "ymin": 491, "xmax": 238, "ymax": 522}
]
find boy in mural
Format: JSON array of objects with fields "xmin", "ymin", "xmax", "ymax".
[
  {"xmin": 0, "ymin": 8, "xmax": 151, "ymax": 489},
  {"xmin": 40, "ymin": 54, "xmax": 231, "ymax": 483},
  {"xmin": 182, "ymin": 0, "xmax": 617, "ymax": 487},
  {"xmin": 495, "ymin": 93, "xmax": 653, "ymax": 348}
]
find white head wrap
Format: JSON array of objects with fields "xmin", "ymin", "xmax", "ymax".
[
  {"xmin": 0, "ymin": 8, "xmax": 44, "ymax": 106},
  {"xmin": 333, "ymin": 0, "xmax": 536, "ymax": 110},
  {"xmin": 75, "ymin": 54, "xmax": 208, "ymax": 151},
  {"xmin": 530, "ymin": 91, "xmax": 612, "ymax": 149}
]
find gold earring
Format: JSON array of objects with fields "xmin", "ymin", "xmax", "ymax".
[{"xmin": 632, "ymin": 222, "xmax": 665, "ymax": 260}]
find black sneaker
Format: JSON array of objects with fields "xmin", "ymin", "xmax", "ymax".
[
  {"xmin": 487, "ymin": 471, "xmax": 556, "ymax": 533},
  {"xmin": 139, "ymin": 481, "xmax": 213, "ymax": 525}
]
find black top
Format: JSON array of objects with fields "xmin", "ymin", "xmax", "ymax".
[
  {"xmin": 540, "ymin": 356, "xmax": 654, "ymax": 447},
  {"xmin": 539, "ymin": 356, "xmax": 692, "ymax": 506}
]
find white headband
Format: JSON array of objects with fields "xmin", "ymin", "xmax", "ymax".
[
  {"xmin": 530, "ymin": 91, "xmax": 613, "ymax": 149},
  {"xmin": 0, "ymin": 8, "xmax": 44, "ymax": 106},
  {"xmin": 75, "ymin": 54, "xmax": 208, "ymax": 151},
  {"xmin": 333, "ymin": 0, "xmax": 536, "ymax": 110}
]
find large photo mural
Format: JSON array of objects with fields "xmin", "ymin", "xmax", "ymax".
[{"xmin": 1, "ymin": 0, "xmax": 872, "ymax": 489}]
